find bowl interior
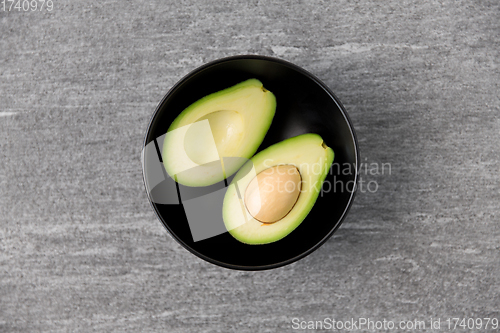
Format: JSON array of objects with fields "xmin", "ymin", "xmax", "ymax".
[{"xmin": 143, "ymin": 56, "xmax": 358, "ymax": 270}]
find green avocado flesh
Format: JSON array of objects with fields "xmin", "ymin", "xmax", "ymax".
[
  {"xmin": 223, "ymin": 133, "xmax": 334, "ymax": 245},
  {"xmin": 162, "ymin": 79, "xmax": 276, "ymax": 187}
]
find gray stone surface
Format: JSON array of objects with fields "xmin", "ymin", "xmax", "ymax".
[{"xmin": 1, "ymin": 0, "xmax": 499, "ymax": 332}]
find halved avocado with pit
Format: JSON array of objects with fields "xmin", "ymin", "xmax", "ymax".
[
  {"xmin": 223, "ymin": 133, "xmax": 334, "ymax": 244},
  {"xmin": 162, "ymin": 79, "xmax": 276, "ymax": 187}
]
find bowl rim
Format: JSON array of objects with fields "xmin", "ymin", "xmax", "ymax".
[{"xmin": 142, "ymin": 54, "xmax": 360, "ymax": 270}]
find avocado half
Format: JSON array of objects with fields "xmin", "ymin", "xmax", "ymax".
[
  {"xmin": 162, "ymin": 79, "xmax": 276, "ymax": 187},
  {"xmin": 223, "ymin": 133, "xmax": 335, "ymax": 245}
]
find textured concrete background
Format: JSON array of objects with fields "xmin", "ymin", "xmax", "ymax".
[{"xmin": 1, "ymin": 0, "xmax": 500, "ymax": 332}]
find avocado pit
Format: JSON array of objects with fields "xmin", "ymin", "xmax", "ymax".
[{"xmin": 244, "ymin": 165, "xmax": 302, "ymax": 223}]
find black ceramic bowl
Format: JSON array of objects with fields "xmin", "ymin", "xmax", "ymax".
[{"xmin": 142, "ymin": 55, "xmax": 359, "ymax": 270}]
